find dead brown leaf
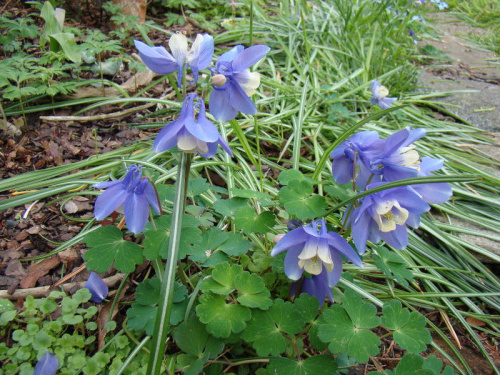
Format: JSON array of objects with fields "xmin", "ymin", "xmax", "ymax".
[{"xmin": 20, "ymin": 257, "xmax": 60, "ymax": 289}]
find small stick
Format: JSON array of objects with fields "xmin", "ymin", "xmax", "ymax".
[
  {"xmin": 54, "ymin": 263, "xmax": 87, "ymax": 287},
  {"xmin": 0, "ymin": 274, "xmax": 124, "ymax": 300}
]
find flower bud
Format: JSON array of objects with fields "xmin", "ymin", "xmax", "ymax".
[{"xmin": 211, "ymin": 74, "xmax": 227, "ymax": 86}]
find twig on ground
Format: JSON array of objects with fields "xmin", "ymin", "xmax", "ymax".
[{"xmin": 0, "ymin": 273, "xmax": 124, "ymax": 300}]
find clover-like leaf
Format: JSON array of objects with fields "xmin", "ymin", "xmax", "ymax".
[
  {"xmin": 173, "ymin": 315, "xmax": 224, "ymax": 359},
  {"xmin": 241, "ymin": 298, "xmax": 304, "ymax": 356},
  {"xmin": 278, "ymin": 179, "xmax": 327, "ymax": 220},
  {"xmin": 196, "ymin": 293, "xmax": 251, "ymax": 338},
  {"xmin": 234, "ymin": 272, "xmax": 272, "ymax": 310},
  {"xmin": 199, "ymin": 262, "xmax": 242, "ymax": 295},
  {"xmin": 126, "ymin": 279, "xmax": 188, "ymax": 335},
  {"xmin": 234, "ymin": 206, "xmax": 276, "ymax": 234},
  {"xmin": 267, "ymin": 355, "xmax": 338, "ymax": 375},
  {"xmin": 422, "ymin": 355, "xmax": 458, "ymax": 375},
  {"xmin": 213, "ymin": 197, "xmax": 247, "ymax": 217},
  {"xmin": 318, "ymin": 289, "xmax": 380, "ymax": 362},
  {"xmin": 381, "ymin": 300, "xmax": 432, "ymax": 353},
  {"xmin": 83, "ymin": 226, "xmax": 143, "ymax": 273},
  {"xmin": 373, "ymin": 246, "xmax": 414, "ymax": 287},
  {"xmin": 188, "ymin": 177, "xmax": 210, "ymax": 197},
  {"xmin": 142, "ymin": 214, "xmax": 202, "ymax": 260},
  {"xmin": 294, "ymin": 293, "xmax": 320, "ymax": 323}
]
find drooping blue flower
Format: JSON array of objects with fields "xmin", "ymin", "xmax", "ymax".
[
  {"xmin": 330, "ymin": 131, "xmax": 385, "ymax": 187},
  {"xmin": 153, "ymin": 94, "xmax": 232, "ymax": 158},
  {"xmin": 411, "ymin": 157, "xmax": 452, "ymax": 203},
  {"xmin": 437, "ymin": 1, "xmax": 448, "ymax": 10},
  {"xmin": 34, "ymin": 352, "xmax": 58, "ymax": 375},
  {"xmin": 135, "ymin": 33, "xmax": 213, "ymax": 86},
  {"xmin": 350, "ymin": 184, "xmax": 431, "ymax": 254},
  {"xmin": 209, "ymin": 44, "xmax": 270, "ymax": 122},
  {"xmin": 84, "ymin": 272, "xmax": 109, "ymax": 303},
  {"xmin": 370, "ymin": 127, "xmax": 426, "ymax": 182},
  {"xmin": 370, "ymin": 80, "xmax": 397, "ymax": 110},
  {"xmin": 291, "ymin": 270, "xmax": 334, "ymax": 304},
  {"xmin": 94, "ymin": 165, "xmax": 161, "ymax": 235},
  {"xmin": 271, "ymin": 219, "xmax": 362, "ymax": 286}
]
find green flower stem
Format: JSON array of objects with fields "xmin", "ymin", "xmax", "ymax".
[
  {"xmin": 325, "ymin": 174, "xmax": 479, "ymax": 216},
  {"xmin": 253, "ymin": 115, "xmax": 264, "ymax": 191},
  {"xmin": 147, "ymin": 152, "xmax": 192, "ymax": 375}
]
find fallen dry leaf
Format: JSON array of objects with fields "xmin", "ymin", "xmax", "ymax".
[{"xmin": 20, "ymin": 257, "xmax": 61, "ymax": 289}]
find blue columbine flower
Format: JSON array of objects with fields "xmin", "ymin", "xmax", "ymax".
[
  {"xmin": 370, "ymin": 80, "xmax": 397, "ymax": 110},
  {"xmin": 209, "ymin": 44, "xmax": 270, "ymax": 122},
  {"xmin": 271, "ymin": 219, "xmax": 362, "ymax": 288},
  {"xmin": 34, "ymin": 352, "xmax": 58, "ymax": 375},
  {"xmin": 350, "ymin": 184, "xmax": 431, "ymax": 253},
  {"xmin": 330, "ymin": 131, "xmax": 385, "ymax": 187},
  {"xmin": 412, "ymin": 157, "xmax": 452, "ymax": 203},
  {"xmin": 153, "ymin": 94, "xmax": 232, "ymax": 157},
  {"xmin": 84, "ymin": 272, "xmax": 109, "ymax": 303},
  {"xmin": 94, "ymin": 165, "xmax": 161, "ymax": 234},
  {"xmin": 437, "ymin": 1, "xmax": 448, "ymax": 10},
  {"xmin": 370, "ymin": 127, "xmax": 426, "ymax": 182},
  {"xmin": 291, "ymin": 271, "xmax": 334, "ymax": 304},
  {"xmin": 135, "ymin": 33, "xmax": 213, "ymax": 86}
]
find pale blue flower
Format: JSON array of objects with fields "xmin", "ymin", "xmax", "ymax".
[
  {"xmin": 84, "ymin": 272, "xmax": 109, "ymax": 303},
  {"xmin": 437, "ymin": 1, "xmax": 448, "ymax": 10},
  {"xmin": 34, "ymin": 352, "xmax": 58, "ymax": 375},
  {"xmin": 135, "ymin": 33, "xmax": 213, "ymax": 86},
  {"xmin": 209, "ymin": 44, "xmax": 270, "ymax": 121},
  {"xmin": 94, "ymin": 165, "xmax": 161, "ymax": 234},
  {"xmin": 330, "ymin": 131, "xmax": 384, "ymax": 187},
  {"xmin": 153, "ymin": 94, "xmax": 232, "ymax": 158},
  {"xmin": 271, "ymin": 219, "xmax": 362, "ymax": 283},
  {"xmin": 370, "ymin": 80, "xmax": 397, "ymax": 109},
  {"xmin": 350, "ymin": 184, "xmax": 431, "ymax": 253},
  {"xmin": 370, "ymin": 127, "xmax": 426, "ymax": 182},
  {"xmin": 411, "ymin": 157, "xmax": 452, "ymax": 204}
]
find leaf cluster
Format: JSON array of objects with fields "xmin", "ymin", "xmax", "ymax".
[{"xmin": 0, "ymin": 291, "xmax": 139, "ymax": 375}]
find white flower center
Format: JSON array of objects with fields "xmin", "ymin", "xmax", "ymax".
[
  {"xmin": 211, "ymin": 74, "xmax": 227, "ymax": 86},
  {"xmin": 297, "ymin": 238, "xmax": 334, "ymax": 275},
  {"xmin": 177, "ymin": 133, "xmax": 209, "ymax": 154},
  {"xmin": 399, "ymin": 146, "xmax": 420, "ymax": 169},
  {"xmin": 373, "ymin": 200, "xmax": 409, "ymax": 232},
  {"xmin": 375, "ymin": 85, "xmax": 390, "ymax": 98}
]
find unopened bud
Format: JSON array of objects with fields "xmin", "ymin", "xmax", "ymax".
[
  {"xmin": 273, "ymin": 233, "xmax": 285, "ymax": 244},
  {"xmin": 211, "ymin": 74, "xmax": 227, "ymax": 86}
]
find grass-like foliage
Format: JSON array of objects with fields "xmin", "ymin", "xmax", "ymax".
[{"xmin": 0, "ymin": 0, "xmax": 499, "ymax": 374}]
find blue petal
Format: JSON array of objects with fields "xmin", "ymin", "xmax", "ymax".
[
  {"xmin": 152, "ymin": 118, "xmax": 185, "ymax": 153},
  {"xmin": 185, "ymin": 100, "xmax": 220, "ymax": 142},
  {"xmin": 389, "ymin": 187, "xmax": 430, "ymax": 214},
  {"xmin": 232, "ymin": 45, "xmax": 270, "ymax": 71},
  {"xmin": 332, "ymin": 156, "xmax": 353, "ymax": 184},
  {"xmin": 271, "ymin": 227, "xmax": 306, "ymax": 256},
  {"xmin": 94, "ymin": 180, "xmax": 122, "ymax": 189},
  {"xmin": 123, "ymin": 185, "xmax": 150, "ymax": 234},
  {"xmin": 380, "ymin": 224, "xmax": 408, "ymax": 249},
  {"xmin": 283, "ymin": 245, "xmax": 304, "ymax": 280},
  {"xmin": 217, "ymin": 45, "xmax": 244, "ymax": 64},
  {"xmin": 217, "ymin": 135, "xmax": 233, "ymax": 157},
  {"xmin": 144, "ymin": 181, "xmax": 161, "ymax": 215},
  {"xmin": 34, "ymin": 352, "xmax": 58, "ymax": 375},
  {"xmin": 134, "ymin": 40, "xmax": 177, "ymax": 75},
  {"xmin": 419, "ymin": 157, "xmax": 443, "ymax": 174},
  {"xmin": 94, "ymin": 184, "xmax": 128, "ymax": 220},
  {"xmin": 371, "ymin": 80, "xmax": 381, "ymax": 95},
  {"xmin": 379, "ymin": 97, "xmax": 397, "ymax": 109},
  {"xmin": 225, "ymin": 80, "xmax": 256, "ymax": 115},
  {"xmin": 325, "ymin": 251, "xmax": 343, "ymax": 287},
  {"xmin": 194, "ymin": 34, "xmax": 214, "ymax": 70},
  {"xmin": 84, "ymin": 272, "xmax": 109, "ymax": 303},
  {"xmin": 209, "ymin": 88, "xmax": 238, "ymax": 122},
  {"xmin": 412, "ymin": 183, "xmax": 452, "ymax": 204},
  {"xmin": 327, "ymin": 232, "xmax": 363, "ymax": 267},
  {"xmin": 351, "ymin": 207, "xmax": 372, "ymax": 254}
]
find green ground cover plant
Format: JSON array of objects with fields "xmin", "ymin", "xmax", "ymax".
[{"xmin": 0, "ymin": 0, "xmax": 499, "ymax": 374}]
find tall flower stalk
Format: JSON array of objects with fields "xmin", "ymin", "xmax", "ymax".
[{"xmin": 147, "ymin": 152, "xmax": 192, "ymax": 375}]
